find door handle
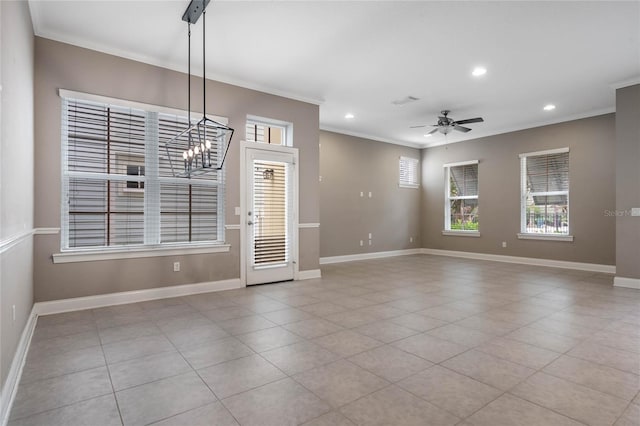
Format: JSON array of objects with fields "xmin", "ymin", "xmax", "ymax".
[{"xmin": 247, "ymin": 221, "xmax": 253, "ymax": 226}]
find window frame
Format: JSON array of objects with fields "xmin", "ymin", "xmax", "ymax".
[
  {"xmin": 398, "ymin": 156, "xmax": 420, "ymax": 189},
  {"xmin": 443, "ymin": 160, "xmax": 480, "ymax": 236},
  {"xmin": 56, "ymin": 89, "xmax": 230, "ymax": 263},
  {"xmin": 245, "ymin": 115, "xmax": 293, "ymax": 146},
  {"xmin": 518, "ymin": 147, "xmax": 573, "ymax": 242}
]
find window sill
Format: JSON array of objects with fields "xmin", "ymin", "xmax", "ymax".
[
  {"xmin": 399, "ymin": 183, "xmax": 420, "ymax": 189},
  {"xmin": 442, "ymin": 230, "xmax": 481, "ymax": 237},
  {"xmin": 53, "ymin": 243, "xmax": 231, "ymax": 264},
  {"xmin": 517, "ymin": 233, "xmax": 574, "ymax": 242}
]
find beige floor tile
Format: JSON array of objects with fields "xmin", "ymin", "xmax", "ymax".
[
  {"xmin": 235, "ymin": 326, "xmax": 303, "ymax": 353},
  {"xmin": 198, "ymin": 354, "xmax": 286, "ymax": 399},
  {"xmin": 31, "ymin": 320, "xmax": 97, "ymax": 342},
  {"xmin": 348, "ymin": 345, "xmax": 433, "ymax": 382},
  {"xmin": 466, "ymin": 394, "xmax": 583, "ymax": 426},
  {"xmin": 591, "ymin": 330, "xmax": 640, "ymax": 354},
  {"xmin": 568, "ymin": 340, "xmax": 640, "ymax": 374},
  {"xmin": 301, "ymin": 302, "xmax": 348, "ymax": 316},
  {"xmin": 217, "ymin": 315, "xmax": 278, "ymax": 335},
  {"xmin": 339, "ymin": 385, "xmax": 459, "ymax": 426},
  {"xmin": 614, "ymin": 403, "xmax": 640, "ymax": 426},
  {"xmin": 150, "ymin": 401, "xmax": 239, "ymax": 426},
  {"xmin": 116, "ymin": 371, "xmax": 216, "ymax": 426},
  {"xmin": 98, "ymin": 320, "xmax": 162, "ymax": 345},
  {"xmin": 164, "ymin": 322, "xmax": 229, "ymax": 349},
  {"xmin": 418, "ymin": 306, "xmax": 472, "ymax": 322},
  {"xmin": 355, "ymin": 304, "xmax": 407, "ymax": 320},
  {"xmin": 293, "ymin": 359, "xmax": 389, "ymax": 408},
  {"xmin": 512, "ymin": 372, "xmax": 629, "ymax": 426},
  {"xmin": 442, "ymin": 350, "xmax": 535, "ymax": 391},
  {"xmin": 427, "ymin": 324, "xmax": 495, "ymax": 347},
  {"xmin": 200, "ymin": 306, "xmax": 255, "ymax": 322},
  {"xmin": 312, "ymin": 330, "xmax": 383, "ymax": 357},
  {"xmin": 102, "ymin": 334, "xmax": 175, "ymax": 364},
  {"xmin": 323, "ymin": 310, "xmax": 379, "ymax": 328},
  {"xmin": 109, "ymin": 351, "xmax": 191, "ymax": 391},
  {"xmin": 529, "ymin": 317, "xmax": 597, "ymax": 339},
  {"xmin": 35, "ymin": 310, "xmax": 95, "ymax": 327},
  {"xmin": 179, "ymin": 336, "xmax": 254, "ymax": 370},
  {"xmin": 392, "ymin": 333, "xmax": 469, "ymax": 363},
  {"xmin": 8, "ymin": 394, "xmax": 121, "ymax": 426},
  {"xmin": 302, "ymin": 411, "xmax": 355, "ymax": 426},
  {"xmin": 261, "ymin": 307, "xmax": 314, "ymax": 325},
  {"xmin": 543, "ymin": 355, "xmax": 640, "ymax": 401},
  {"xmin": 455, "ymin": 315, "xmax": 519, "ymax": 335},
  {"xmin": 261, "ymin": 341, "xmax": 340, "ymax": 375},
  {"xmin": 353, "ymin": 320, "xmax": 419, "ymax": 343},
  {"xmin": 283, "ymin": 318, "xmax": 344, "ymax": 338},
  {"xmin": 222, "ymin": 378, "xmax": 331, "ymax": 426},
  {"xmin": 476, "ymin": 336, "xmax": 561, "ymax": 369},
  {"xmin": 388, "ymin": 313, "xmax": 448, "ymax": 332},
  {"xmin": 505, "ymin": 326, "xmax": 581, "ymax": 353},
  {"xmin": 398, "ymin": 365, "xmax": 502, "ymax": 418},
  {"xmin": 10, "ymin": 367, "xmax": 112, "ymax": 421},
  {"xmin": 21, "ymin": 345, "xmax": 105, "ymax": 384}
]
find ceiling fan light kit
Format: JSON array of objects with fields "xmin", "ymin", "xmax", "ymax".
[{"xmin": 164, "ymin": 0, "xmax": 234, "ymax": 178}]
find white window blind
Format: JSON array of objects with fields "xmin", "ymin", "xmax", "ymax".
[
  {"xmin": 61, "ymin": 97, "xmax": 225, "ymax": 250},
  {"xmin": 520, "ymin": 149, "xmax": 569, "ymax": 235},
  {"xmin": 399, "ymin": 156, "xmax": 419, "ymax": 188},
  {"xmin": 444, "ymin": 161, "xmax": 479, "ymax": 231}
]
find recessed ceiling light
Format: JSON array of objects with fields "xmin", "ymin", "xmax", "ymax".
[
  {"xmin": 472, "ymin": 66, "xmax": 487, "ymax": 77},
  {"xmin": 345, "ymin": 113, "xmax": 355, "ymax": 119},
  {"xmin": 543, "ymin": 104, "xmax": 556, "ymax": 111}
]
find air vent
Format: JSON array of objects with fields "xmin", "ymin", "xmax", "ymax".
[{"xmin": 392, "ymin": 96, "xmax": 420, "ymax": 106}]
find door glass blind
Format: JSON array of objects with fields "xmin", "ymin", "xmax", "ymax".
[{"xmin": 252, "ymin": 160, "xmax": 290, "ymax": 266}]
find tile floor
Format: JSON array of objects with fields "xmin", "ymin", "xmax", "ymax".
[{"xmin": 8, "ymin": 255, "xmax": 640, "ymax": 426}]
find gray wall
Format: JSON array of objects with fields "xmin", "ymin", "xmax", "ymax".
[
  {"xmin": 319, "ymin": 131, "xmax": 421, "ymax": 257},
  {"xmin": 615, "ymin": 84, "xmax": 640, "ymax": 279},
  {"xmin": 33, "ymin": 37, "xmax": 319, "ymax": 302},
  {"xmin": 421, "ymin": 114, "xmax": 616, "ymax": 266},
  {"xmin": 0, "ymin": 0, "xmax": 34, "ymax": 399}
]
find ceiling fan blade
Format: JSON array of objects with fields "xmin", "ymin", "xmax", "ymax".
[
  {"xmin": 428, "ymin": 128, "xmax": 439, "ymax": 135},
  {"xmin": 455, "ymin": 117, "xmax": 484, "ymax": 125},
  {"xmin": 409, "ymin": 125, "xmax": 427, "ymax": 129},
  {"xmin": 454, "ymin": 125, "xmax": 471, "ymax": 133}
]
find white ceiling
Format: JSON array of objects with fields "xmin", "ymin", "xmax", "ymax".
[{"xmin": 29, "ymin": 1, "xmax": 640, "ymax": 148}]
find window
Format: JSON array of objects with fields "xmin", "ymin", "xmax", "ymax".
[
  {"xmin": 246, "ymin": 118, "xmax": 287, "ymax": 145},
  {"xmin": 399, "ymin": 156, "xmax": 419, "ymax": 188},
  {"xmin": 444, "ymin": 161, "xmax": 479, "ymax": 232},
  {"xmin": 61, "ymin": 95, "xmax": 226, "ymax": 251},
  {"xmin": 520, "ymin": 148, "xmax": 569, "ymax": 237}
]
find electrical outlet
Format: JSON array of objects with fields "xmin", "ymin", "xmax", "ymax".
[
  {"xmin": 368, "ymin": 240, "xmax": 372, "ymax": 246},
  {"xmin": 368, "ymin": 191, "xmax": 372, "ymax": 198},
  {"xmin": 173, "ymin": 262, "xmax": 180, "ymax": 272},
  {"xmin": 360, "ymin": 191, "xmax": 364, "ymax": 197},
  {"xmin": 359, "ymin": 240, "xmax": 364, "ymax": 247},
  {"xmin": 368, "ymin": 233, "xmax": 372, "ymax": 239},
  {"xmin": 410, "ymin": 237, "xmax": 414, "ymax": 243},
  {"xmin": 502, "ymin": 241, "xmax": 507, "ymax": 248},
  {"xmin": 632, "ymin": 208, "xmax": 640, "ymax": 217},
  {"xmin": 319, "ymin": 176, "xmax": 323, "ymax": 182},
  {"xmin": 12, "ymin": 305, "xmax": 16, "ymax": 322},
  {"xmin": 234, "ymin": 207, "xmax": 240, "ymax": 216}
]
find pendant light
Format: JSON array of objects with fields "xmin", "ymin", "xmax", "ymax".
[{"xmin": 164, "ymin": 0, "xmax": 234, "ymax": 178}]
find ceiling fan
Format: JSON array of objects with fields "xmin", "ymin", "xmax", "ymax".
[{"xmin": 411, "ymin": 110, "xmax": 484, "ymax": 135}]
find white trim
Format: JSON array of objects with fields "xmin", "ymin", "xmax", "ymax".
[
  {"xmin": 0, "ymin": 230, "xmax": 34, "ymax": 255},
  {"xmin": 320, "ymin": 126, "xmax": 422, "ymax": 149},
  {"xmin": 443, "ymin": 159, "xmax": 479, "ymax": 168},
  {"xmin": 297, "ymin": 269, "xmax": 322, "ymax": 280},
  {"xmin": 52, "ymin": 244, "xmax": 231, "ymax": 264},
  {"xmin": 517, "ymin": 233, "xmax": 574, "ymax": 242},
  {"xmin": 58, "ymin": 89, "xmax": 228, "ymax": 125},
  {"xmin": 519, "ymin": 147, "xmax": 569, "ymax": 158},
  {"xmin": 442, "ymin": 230, "xmax": 481, "ymax": 237},
  {"xmin": 421, "ymin": 248, "xmax": 615, "ymax": 274},
  {"xmin": 298, "ymin": 223, "xmax": 320, "ymax": 229},
  {"xmin": 33, "ymin": 279, "xmax": 242, "ymax": 316},
  {"xmin": 1, "ymin": 308, "xmax": 37, "ymax": 426},
  {"xmin": 225, "ymin": 224, "xmax": 241, "ymax": 230},
  {"xmin": 320, "ymin": 249, "xmax": 422, "ymax": 265},
  {"xmin": 611, "ymin": 76, "xmax": 640, "ymax": 90},
  {"xmin": 613, "ymin": 276, "xmax": 640, "ymax": 289},
  {"xmin": 34, "ymin": 227, "xmax": 60, "ymax": 235},
  {"xmin": 399, "ymin": 183, "xmax": 420, "ymax": 189}
]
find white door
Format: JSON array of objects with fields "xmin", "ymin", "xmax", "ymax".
[{"xmin": 245, "ymin": 146, "xmax": 296, "ymax": 285}]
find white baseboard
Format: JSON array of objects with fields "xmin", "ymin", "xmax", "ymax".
[
  {"xmin": 34, "ymin": 278, "xmax": 243, "ymax": 316},
  {"xmin": 421, "ymin": 248, "xmax": 616, "ymax": 274},
  {"xmin": 297, "ymin": 269, "xmax": 321, "ymax": 280},
  {"xmin": 320, "ymin": 249, "xmax": 422, "ymax": 265},
  {"xmin": 614, "ymin": 276, "xmax": 640, "ymax": 289},
  {"xmin": 1, "ymin": 308, "xmax": 37, "ymax": 426}
]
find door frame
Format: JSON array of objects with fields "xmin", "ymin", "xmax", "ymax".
[{"xmin": 240, "ymin": 141, "xmax": 299, "ymax": 287}]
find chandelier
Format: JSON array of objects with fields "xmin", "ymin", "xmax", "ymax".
[{"xmin": 164, "ymin": 0, "xmax": 234, "ymax": 178}]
